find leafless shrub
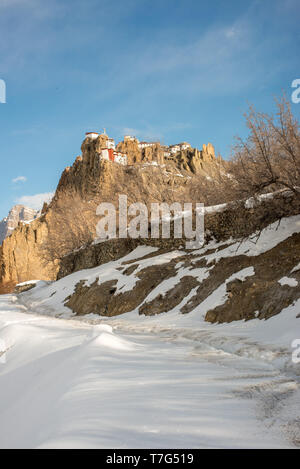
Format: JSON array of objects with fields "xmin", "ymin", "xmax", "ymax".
[{"xmin": 40, "ymin": 191, "xmax": 98, "ymax": 263}]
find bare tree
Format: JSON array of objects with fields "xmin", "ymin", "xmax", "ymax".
[{"xmin": 230, "ymin": 95, "xmax": 300, "ymax": 199}]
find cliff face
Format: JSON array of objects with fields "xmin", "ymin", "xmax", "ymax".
[
  {"xmin": 0, "ymin": 134, "xmax": 224, "ymax": 288},
  {"xmin": 116, "ymin": 138, "xmax": 143, "ymax": 164},
  {"xmin": 0, "ymin": 216, "xmax": 59, "ymax": 285},
  {"xmin": 172, "ymin": 143, "xmax": 224, "ymax": 175},
  {"xmin": 0, "ymin": 205, "xmax": 38, "ymax": 245},
  {"xmin": 56, "ymin": 136, "xmax": 190, "ymax": 205},
  {"xmin": 116, "ymin": 137, "xmax": 225, "ymax": 176},
  {"xmin": 116, "ymin": 139, "xmax": 165, "ymax": 165}
]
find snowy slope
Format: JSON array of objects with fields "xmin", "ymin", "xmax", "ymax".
[
  {"xmin": 0, "ymin": 294, "xmax": 299, "ymax": 449},
  {"xmin": 17, "ymin": 214, "xmax": 300, "ymax": 321},
  {"xmin": 0, "ymin": 216, "xmax": 300, "ymax": 448}
]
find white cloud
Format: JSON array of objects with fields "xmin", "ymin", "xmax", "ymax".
[
  {"xmin": 12, "ymin": 176, "xmax": 27, "ymax": 183},
  {"xmin": 16, "ymin": 192, "xmax": 54, "ymax": 210}
]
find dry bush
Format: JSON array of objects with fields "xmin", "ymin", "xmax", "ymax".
[
  {"xmin": 188, "ymin": 170, "xmax": 235, "ymax": 206},
  {"xmin": 40, "ymin": 191, "xmax": 99, "ymax": 263}
]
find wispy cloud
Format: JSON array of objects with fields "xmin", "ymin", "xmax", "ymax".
[
  {"xmin": 12, "ymin": 176, "xmax": 27, "ymax": 183},
  {"xmin": 0, "ymin": 0, "xmax": 34, "ymax": 7},
  {"xmin": 102, "ymin": 1, "xmax": 296, "ymax": 103},
  {"xmin": 225, "ymin": 27, "xmax": 237, "ymax": 38},
  {"xmin": 16, "ymin": 192, "xmax": 54, "ymax": 210}
]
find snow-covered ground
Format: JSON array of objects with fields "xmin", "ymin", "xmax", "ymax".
[
  {"xmin": 0, "ymin": 292, "xmax": 299, "ymax": 449},
  {"xmin": 0, "ymin": 215, "xmax": 300, "ymax": 448}
]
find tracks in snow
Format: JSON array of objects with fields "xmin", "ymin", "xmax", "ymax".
[{"xmin": 1, "ymin": 293, "xmax": 299, "ymax": 448}]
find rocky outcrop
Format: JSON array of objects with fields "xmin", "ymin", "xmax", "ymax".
[
  {"xmin": 65, "ymin": 260, "xmax": 180, "ymax": 317},
  {"xmin": 116, "ymin": 138, "xmax": 143, "ymax": 165},
  {"xmin": 14, "ymin": 282, "xmax": 37, "ymax": 294},
  {"xmin": 0, "ymin": 205, "xmax": 38, "ymax": 245},
  {"xmin": 204, "ymin": 233, "xmax": 300, "ymax": 323},
  {"xmin": 58, "ymin": 238, "xmax": 141, "ymax": 280},
  {"xmin": 174, "ymin": 144, "xmax": 223, "ymax": 175},
  {"xmin": 0, "ymin": 133, "xmax": 224, "ymax": 288},
  {"xmin": 56, "ymin": 137, "xmax": 188, "ymax": 204},
  {"xmin": 0, "ymin": 214, "xmax": 59, "ymax": 286},
  {"xmin": 116, "ymin": 137, "xmax": 225, "ymax": 176}
]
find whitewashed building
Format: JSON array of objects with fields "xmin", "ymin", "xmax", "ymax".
[
  {"xmin": 179, "ymin": 142, "xmax": 191, "ymax": 151},
  {"xmin": 85, "ymin": 132, "xmax": 99, "ymax": 140},
  {"xmin": 107, "ymin": 138, "xmax": 116, "ymax": 150},
  {"xmin": 124, "ymin": 135, "xmax": 137, "ymax": 142},
  {"xmin": 170, "ymin": 144, "xmax": 181, "ymax": 154},
  {"xmin": 99, "ymin": 149, "xmax": 110, "ymax": 161},
  {"xmin": 169, "ymin": 142, "xmax": 191, "ymax": 153},
  {"xmin": 138, "ymin": 142, "xmax": 158, "ymax": 149},
  {"xmin": 99, "ymin": 148, "xmax": 127, "ymax": 165},
  {"xmin": 114, "ymin": 151, "xmax": 128, "ymax": 165}
]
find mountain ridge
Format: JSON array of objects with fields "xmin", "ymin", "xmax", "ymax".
[{"xmin": 0, "ymin": 205, "xmax": 39, "ymax": 245}]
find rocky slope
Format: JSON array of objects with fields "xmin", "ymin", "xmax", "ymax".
[
  {"xmin": 16, "ymin": 214, "xmax": 300, "ymax": 323},
  {"xmin": 65, "ymin": 228, "xmax": 300, "ymax": 322},
  {"xmin": 0, "ymin": 205, "xmax": 38, "ymax": 245}
]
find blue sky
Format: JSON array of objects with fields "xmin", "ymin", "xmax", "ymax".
[{"xmin": 0, "ymin": 0, "xmax": 299, "ymax": 218}]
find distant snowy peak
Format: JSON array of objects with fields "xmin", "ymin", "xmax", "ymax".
[{"xmin": 0, "ymin": 205, "xmax": 39, "ymax": 244}]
